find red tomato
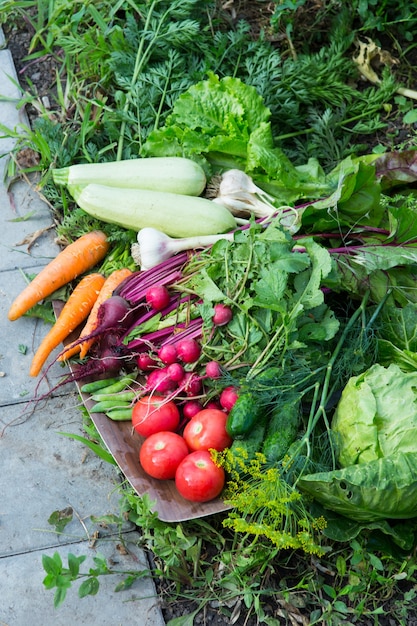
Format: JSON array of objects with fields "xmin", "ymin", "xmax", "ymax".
[
  {"xmin": 175, "ymin": 450, "xmax": 225, "ymax": 502},
  {"xmin": 182, "ymin": 409, "xmax": 233, "ymax": 452},
  {"xmin": 132, "ymin": 395, "xmax": 180, "ymax": 438},
  {"xmin": 139, "ymin": 432, "xmax": 189, "ymax": 480}
]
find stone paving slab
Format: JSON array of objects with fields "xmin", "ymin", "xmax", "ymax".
[
  {"xmin": 0, "ymin": 176, "xmax": 61, "ymax": 272},
  {"xmin": 0, "ymin": 531, "xmax": 165, "ymax": 626},
  {"xmin": 0, "ymin": 267, "xmax": 69, "ymax": 404},
  {"xmin": 0, "ymin": 395, "xmax": 131, "ymax": 557}
]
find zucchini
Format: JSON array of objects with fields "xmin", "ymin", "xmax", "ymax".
[
  {"xmin": 262, "ymin": 398, "xmax": 301, "ymax": 464},
  {"xmin": 226, "ymin": 392, "xmax": 264, "ymax": 438},
  {"xmin": 69, "ymin": 183, "xmax": 237, "ymax": 237},
  {"xmin": 53, "ymin": 157, "xmax": 206, "ymax": 196}
]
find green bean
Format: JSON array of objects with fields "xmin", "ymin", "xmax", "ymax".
[
  {"xmin": 90, "ymin": 375, "xmax": 137, "ymax": 396},
  {"xmin": 80, "ymin": 376, "xmax": 122, "ymax": 393},
  {"xmin": 91, "ymin": 390, "xmax": 136, "ymax": 403},
  {"xmin": 90, "ymin": 399, "xmax": 132, "ymax": 413},
  {"xmin": 105, "ymin": 408, "xmax": 133, "ymax": 421}
]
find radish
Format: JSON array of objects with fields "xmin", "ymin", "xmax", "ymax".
[
  {"xmin": 146, "ymin": 367, "xmax": 177, "ymax": 393},
  {"xmin": 205, "ymin": 400, "xmax": 222, "ymax": 411},
  {"xmin": 183, "ymin": 400, "xmax": 203, "ymax": 419},
  {"xmin": 205, "ymin": 360, "xmax": 222, "ymax": 379},
  {"xmin": 137, "ymin": 353, "xmax": 157, "ymax": 371},
  {"xmin": 175, "ymin": 338, "xmax": 201, "ymax": 363},
  {"xmin": 145, "ymin": 284, "xmax": 171, "ymax": 311},
  {"xmin": 219, "ymin": 386, "xmax": 239, "ymax": 410},
  {"xmin": 212, "ymin": 303, "xmax": 232, "ymax": 326},
  {"xmin": 183, "ymin": 372, "xmax": 202, "ymax": 397},
  {"xmin": 158, "ymin": 344, "xmax": 178, "ymax": 365},
  {"xmin": 167, "ymin": 362, "xmax": 185, "ymax": 382}
]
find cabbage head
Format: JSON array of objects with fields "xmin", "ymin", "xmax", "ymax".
[
  {"xmin": 332, "ymin": 363, "xmax": 417, "ymax": 466},
  {"xmin": 298, "ymin": 363, "xmax": 417, "ymax": 521}
]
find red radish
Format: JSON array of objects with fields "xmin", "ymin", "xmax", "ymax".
[
  {"xmin": 175, "ymin": 338, "xmax": 201, "ymax": 363},
  {"xmin": 158, "ymin": 344, "xmax": 178, "ymax": 365},
  {"xmin": 205, "ymin": 361, "xmax": 222, "ymax": 379},
  {"xmin": 167, "ymin": 362, "xmax": 185, "ymax": 382},
  {"xmin": 146, "ymin": 367, "xmax": 177, "ymax": 393},
  {"xmin": 205, "ymin": 400, "xmax": 222, "ymax": 411},
  {"xmin": 183, "ymin": 372, "xmax": 202, "ymax": 397},
  {"xmin": 212, "ymin": 303, "xmax": 232, "ymax": 326},
  {"xmin": 219, "ymin": 386, "xmax": 239, "ymax": 410},
  {"xmin": 183, "ymin": 400, "xmax": 203, "ymax": 419},
  {"xmin": 137, "ymin": 353, "xmax": 157, "ymax": 371},
  {"xmin": 145, "ymin": 285, "xmax": 171, "ymax": 311}
]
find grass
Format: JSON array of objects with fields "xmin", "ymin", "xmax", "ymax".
[{"xmin": 2, "ymin": 1, "xmax": 417, "ymax": 623}]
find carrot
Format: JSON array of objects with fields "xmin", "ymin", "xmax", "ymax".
[
  {"xmin": 29, "ymin": 273, "xmax": 106, "ymax": 377},
  {"xmin": 8, "ymin": 230, "xmax": 109, "ymax": 321},
  {"xmin": 59, "ymin": 267, "xmax": 133, "ymax": 362}
]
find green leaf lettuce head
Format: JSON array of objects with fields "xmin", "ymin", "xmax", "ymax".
[
  {"xmin": 332, "ymin": 363, "xmax": 417, "ymax": 466},
  {"xmin": 142, "ymin": 73, "xmax": 333, "ymax": 205},
  {"xmin": 298, "ymin": 363, "xmax": 417, "ymax": 521}
]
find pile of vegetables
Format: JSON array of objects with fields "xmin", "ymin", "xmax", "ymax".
[{"xmin": 9, "ymin": 74, "xmax": 417, "ymax": 524}]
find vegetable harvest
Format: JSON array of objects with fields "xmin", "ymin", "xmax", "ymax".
[
  {"xmin": 8, "ymin": 230, "xmax": 109, "ymax": 321},
  {"xmin": 12, "ymin": 69, "xmax": 417, "ymax": 540}
]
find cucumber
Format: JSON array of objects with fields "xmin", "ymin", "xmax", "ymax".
[
  {"xmin": 262, "ymin": 398, "xmax": 301, "ymax": 464},
  {"xmin": 230, "ymin": 417, "xmax": 267, "ymax": 461},
  {"xmin": 226, "ymin": 392, "xmax": 264, "ymax": 438}
]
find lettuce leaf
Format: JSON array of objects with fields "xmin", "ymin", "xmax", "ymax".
[{"xmin": 298, "ymin": 452, "xmax": 417, "ymax": 521}]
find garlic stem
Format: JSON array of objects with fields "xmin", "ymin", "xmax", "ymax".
[{"xmin": 131, "ymin": 227, "xmax": 235, "ymax": 270}]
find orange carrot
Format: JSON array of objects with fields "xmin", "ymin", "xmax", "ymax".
[
  {"xmin": 59, "ymin": 267, "xmax": 133, "ymax": 362},
  {"xmin": 8, "ymin": 230, "xmax": 109, "ymax": 321},
  {"xmin": 29, "ymin": 273, "xmax": 106, "ymax": 377}
]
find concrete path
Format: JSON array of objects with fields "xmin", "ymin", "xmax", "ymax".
[{"xmin": 0, "ymin": 29, "xmax": 165, "ymax": 626}]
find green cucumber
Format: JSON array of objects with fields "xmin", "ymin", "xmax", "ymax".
[
  {"xmin": 226, "ymin": 393, "xmax": 264, "ymax": 438},
  {"xmin": 262, "ymin": 398, "xmax": 301, "ymax": 464},
  {"xmin": 230, "ymin": 418, "xmax": 267, "ymax": 461}
]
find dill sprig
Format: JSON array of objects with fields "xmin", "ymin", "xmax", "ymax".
[{"xmin": 215, "ymin": 449, "xmax": 327, "ymax": 556}]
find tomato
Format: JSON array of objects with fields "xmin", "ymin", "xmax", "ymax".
[
  {"xmin": 175, "ymin": 450, "xmax": 225, "ymax": 502},
  {"xmin": 139, "ymin": 432, "xmax": 189, "ymax": 480},
  {"xmin": 182, "ymin": 408, "xmax": 233, "ymax": 452},
  {"xmin": 132, "ymin": 395, "xmax": 180, "ymax": 438}
]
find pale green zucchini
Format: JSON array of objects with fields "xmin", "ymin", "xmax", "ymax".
[
  {"xmin": 53, "ymin": 157, "xmax": 206, "ymax": 196},
  {"xmin": 70, "ymin": 183, "xmax": 237, "ymax": 237}
]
